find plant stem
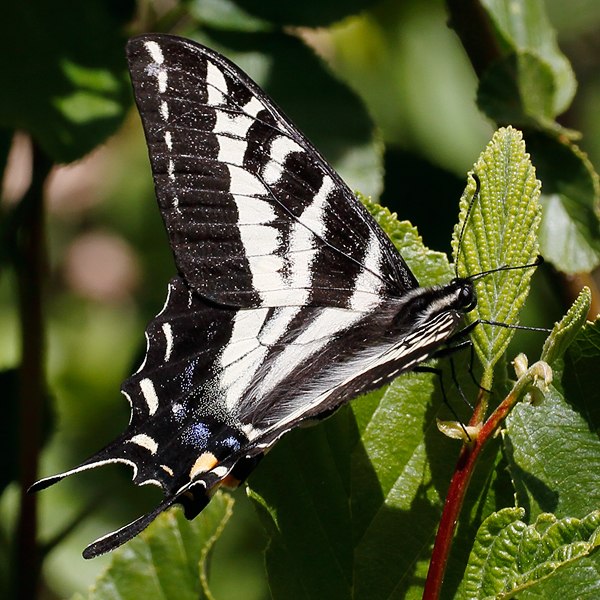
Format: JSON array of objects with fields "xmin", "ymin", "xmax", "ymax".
[
  {"xmin": 423, "ymin": 383, "xmax": 519, "ymax": 600},
  {"xmin": 14, "ymin": 142, "xmax": 52, "ymax": 600}
]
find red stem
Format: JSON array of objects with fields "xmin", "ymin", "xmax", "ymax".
[{"xmin": 423, "ymin": 388, "xmax": 517, "ymax": 600}]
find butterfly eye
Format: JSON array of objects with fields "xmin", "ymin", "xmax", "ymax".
[{"xmin": 459, "ymin": 283, "xmax": 477, "ymax": 312}]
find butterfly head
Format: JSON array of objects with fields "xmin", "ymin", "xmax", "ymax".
[
  {"xmin": 389, "ymin": 277, "xmax": 477, "ymax": 338},
  {"xmin": 449, "ymin": 277, "xmax": 477, "ymax": 313}
]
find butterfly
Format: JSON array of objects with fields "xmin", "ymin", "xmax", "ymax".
[{"xmin": 30, "ymin": 33, "xmax": 477, "ymax": 558}]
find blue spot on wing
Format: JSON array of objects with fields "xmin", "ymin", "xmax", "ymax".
[
  {"xmin": 182, "ymin": 422, "xmax": 211, "ymax": 448},
  {"xmin": 220, "ymin": 436, "xmax": 241, "ymax": 451}
]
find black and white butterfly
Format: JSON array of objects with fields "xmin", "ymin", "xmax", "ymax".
[{"xmin": 30, "ymin": 33, "xmax": 478, "ymax": 558}]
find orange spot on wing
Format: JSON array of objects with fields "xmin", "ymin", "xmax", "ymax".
[{"xmin": 189, "ymin": 452, "xmax": 218, "ymax": 479}]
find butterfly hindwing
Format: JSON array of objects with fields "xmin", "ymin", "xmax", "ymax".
[{"xmin": 126, "ymin": 34, "xmax": 418, "ymax": 309}]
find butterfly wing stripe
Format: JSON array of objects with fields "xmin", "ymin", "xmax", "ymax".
[
  {"xmin": 247, "ymin": 306, "xmax": 367, "ymax": 404},
  {"xmin": 349, "ymin": 229, "xmax": 385, "ymax": 311},
  {"xmin": 242, "ymin": 311, "xmax": 461, "ymax": 439},
  {"xmin": 219, "ymin": 308, "xmax": 270, "ymax": 369}
]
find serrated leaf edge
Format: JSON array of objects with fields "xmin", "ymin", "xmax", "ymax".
[{"xmin": 465, "ymin": 509, "xmax": 600, "ymax": 600}]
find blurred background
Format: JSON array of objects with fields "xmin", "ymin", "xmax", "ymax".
[{"xmin": 1, "ymin": 0, "xmax": 599, "ymax": 597}]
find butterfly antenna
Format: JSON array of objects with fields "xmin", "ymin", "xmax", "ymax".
[
  {"xmin": 469, "ymin": 255, "xmax": 544, "ymax": 282},
  {"xmin": 468, "ymin": 255, "xmax": 549, "ymax": 332},
  {"xmin": 455, "ymin": 172, "xmax": 481, "ymax": 277}
]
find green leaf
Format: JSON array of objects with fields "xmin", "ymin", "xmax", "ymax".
[
  {"xmin": 562, "ymin": 318, "xmax": 600, "ymax": 432},
  {"xmin": 478, "ymin": 0, "xmax": 577, "ymax": 127},
  {"xmin": 453, "ymin": 126, "xmax": 542, "ymax": 372},
  {"xmin": 540, "ymin": 287, "xmax": 591, "ymax": 365},
  {"xmin": 505, "ymin": 319, "xmax": 600, "ymax": 521},
  {"xmin": 82, "ymin": 493, "xmax": 233, "ymax": 600},
  {"xmin": 478, "ymin": 53, "xmax": 557, "ymax": 132},
  {"xmin": 529, "ymin": 133, "xmax": 600, "ymax": 274},
  {"xmin": 457, "ymin": 508, "xmax": 600, "ymax": 600},
  {"xmin": 513, "ymin": 556, "xmax": 600, "ymax": 600},
  {"xmin": 190, "ymin": 0, "xmax": 272, "ymax": 32},
  {"xmin": 473, "ymin": 3, "xmax": 600, "ymax": 276},
  {"xmin": 249, "ymin": 373, "xmax": 467, "ymax": 600},
  {"xmin": 0, "ymin": 0, "xmax": 133, "ymax": 163}
]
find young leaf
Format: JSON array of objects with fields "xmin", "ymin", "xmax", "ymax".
[
  {"xmin": 81, "ymin": 494, "xmax": 233, "ymax": 600},
  {"xmin": 540, "ymin": 287, "xmax": 591, "ymax": 365},
  {"xmin": 453, "ymin": 126, "xmax": 542, "ymax": 373},
  {"xmin": 457, "ymin": 508, "xmax": 600, "ymax": 600}
]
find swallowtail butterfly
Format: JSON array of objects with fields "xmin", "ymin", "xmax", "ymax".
[{"xmin": 31, "ymin": 34, "xmax": 478, "ymax": 558}]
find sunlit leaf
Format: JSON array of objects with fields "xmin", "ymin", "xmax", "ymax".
[
  {"xmin": 190, "ymin": 0, "xmax": 272, "ymax": 32},
  {"xmin": 453, "ymin": 126, "xmax": 542, "ymax": 372},
  {"xmin": 506, "ymin": 319, "xmax": 600, "ymax": 521}
]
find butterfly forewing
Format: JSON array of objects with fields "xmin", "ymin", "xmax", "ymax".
[{"xmin": 126, "ymin": 34, "xmax": 417, "ymax": 309}]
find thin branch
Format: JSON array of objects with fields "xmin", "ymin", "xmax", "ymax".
[
  {"xmin": 14, "ymin": 140, "xmax": 52, "ymax": 600},
  {"xmin": 423, "ymin": 360, "xmax": 548, "ymax": 600},
  {"xmin": 423, "ymin": 386, "xmax": 512, "ymax": 599}
]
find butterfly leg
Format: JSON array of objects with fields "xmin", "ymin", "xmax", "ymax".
[
  {"xmin": 432, "ymin": 316, "xmax": 501, "ymax": 398},
  {"xmin": 413, "ymin": 365, "xmax": 471, "ymax": 440}
]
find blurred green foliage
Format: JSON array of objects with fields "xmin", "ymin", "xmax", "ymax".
[{"xmin": 1, "ymin": 0, "xmax": 600, "ymax": 599}]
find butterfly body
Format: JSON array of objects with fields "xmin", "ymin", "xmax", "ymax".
[{"xmin": 30, "ymin": 34, "xmax": 476, "ymax": 558}]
